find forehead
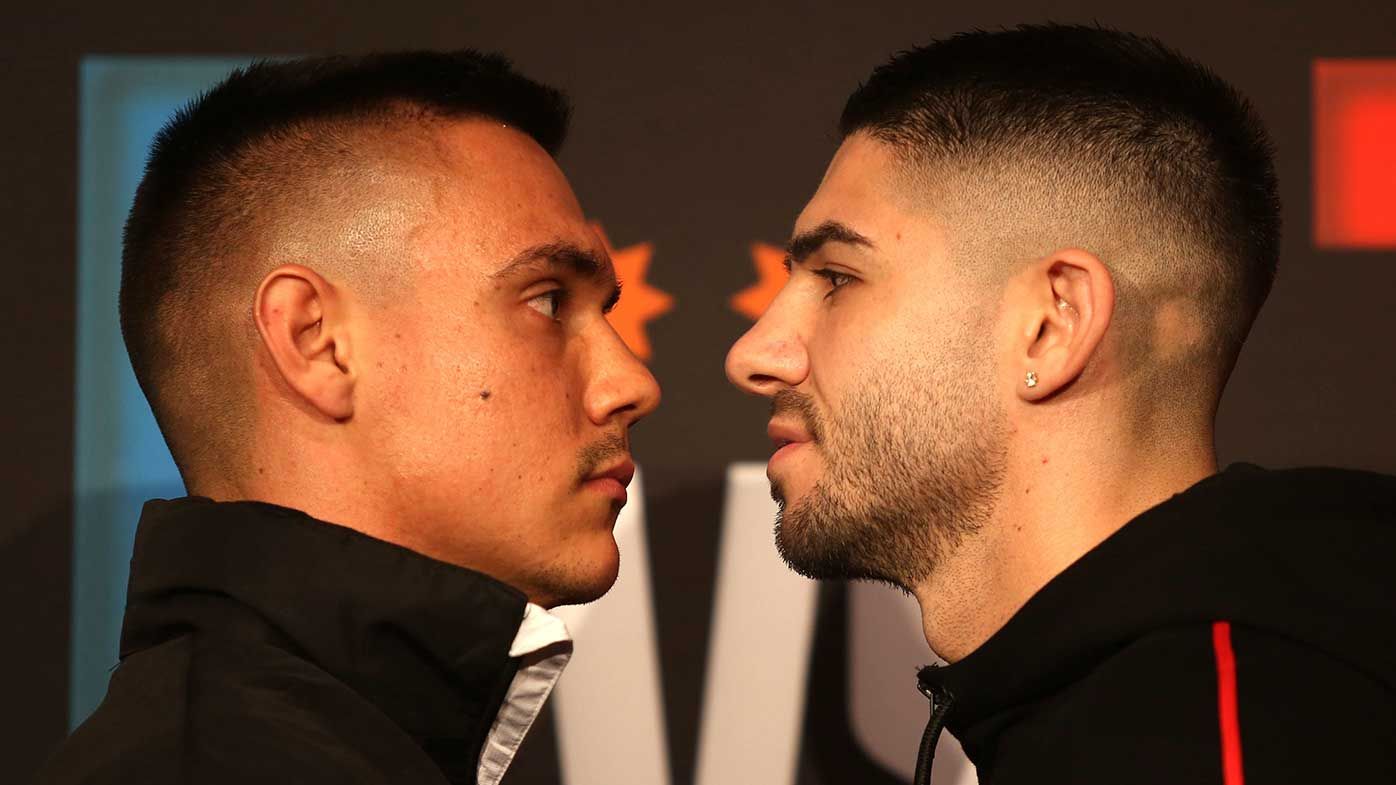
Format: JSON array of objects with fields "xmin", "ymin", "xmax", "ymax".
[
  {"xmin": 792, "ymin": 134, "xmax": 957, "ymax": 286},
  {"xmin": 415, "ymin": 119, "xmax": 597, "ymax": 269},
  {"xmin": 795, "ymin": 134, "xmax": 922, "ymax": 238}
]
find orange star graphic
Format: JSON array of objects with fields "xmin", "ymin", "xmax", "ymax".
[
  {"xmin": 594, "ymin": 223, "xmax": 674, "ymax": 361},
  {"xmin": 730, "ymin": 242, "xmax": 788, "ymax": 320}
]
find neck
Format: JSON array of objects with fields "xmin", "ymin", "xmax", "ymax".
[
  {"xmin": 188, "ymin": 419, "xmax": 395, "ymax": 548},
  {"xmin": 912, "ymin": 429, "xmax": 1217, "ymax": 662}
]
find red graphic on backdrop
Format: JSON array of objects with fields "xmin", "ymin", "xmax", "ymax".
[
  {"xmin": 731, "ymin": 243, "xmax": 788, "ymax": 320},
  {"xmin": 1314, "ymin": 59, "xmax": 1396, "ymax": 249},
  {"xmin": 594, "ymin": 224, "xmax": 673, "ymax": 360}
]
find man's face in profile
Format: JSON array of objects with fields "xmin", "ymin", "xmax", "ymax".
[
  {"xmin": 352, "ymin": 120, "xmax": 659, "ymax": 607},
  {"xmin": 726, "ymin": 134, "xmax": 1006, "ymax": 590}
]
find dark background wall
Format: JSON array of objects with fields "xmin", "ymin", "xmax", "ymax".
[{"xmin": 3, "ymin": 1, "xmax": 1393, "ymax": 782}]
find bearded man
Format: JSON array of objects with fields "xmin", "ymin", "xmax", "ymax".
[
  {"xmin": 727, "ymin": 24, "xmax": 1396, "ymax": 785},
  {"xmin": 40, "ymin": 51, "xmax": 658, "ymax": 785}
]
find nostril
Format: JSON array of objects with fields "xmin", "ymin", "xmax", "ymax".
[{"xmin": 745, "ymin": 373, "xmax": 787, "ymax": 396}]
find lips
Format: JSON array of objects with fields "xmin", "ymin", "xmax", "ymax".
[
  {"xmin": 588, "ymin": 458, "xmax": 636, "ymax": 488},
  {"xmin": 584, "ymin": 457, "xmax": 635, "ymax": 505},
  {"xmin": 766, "ymin": 420, "xmax": 814, "ymax": 451}
]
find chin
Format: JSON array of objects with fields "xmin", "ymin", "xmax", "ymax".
[
  {"xmin": 768, "ymin": 453, "xmax": 821, "ymax": 506},
  {"xmin": 770, "ymin": 474, "xmax": 816, "ymax": 513},
  {"xmin": 538, "ymin": 535, "xmax": 621, "ymax": 608}
]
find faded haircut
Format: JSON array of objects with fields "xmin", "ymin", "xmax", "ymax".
[
  {"xmin": 840, "ymin": 24, "xmax": 1281, "ymax": 411},
  {"xmin": 119, "ymin": 51, "xmax": 570, "ymax": 483}
]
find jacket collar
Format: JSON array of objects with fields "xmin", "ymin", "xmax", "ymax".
[{"xmin": 119, "ymin": 497, "xmax": 530, "ymax": 773}]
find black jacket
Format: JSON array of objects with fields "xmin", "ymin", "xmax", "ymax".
[
  {"xmin": 912, "ymin": 464, "xmax": 1396, "ymax": 784},
  {"xmin": 37, "ymin": 498, "xmax": 533, "ymax": 785}
]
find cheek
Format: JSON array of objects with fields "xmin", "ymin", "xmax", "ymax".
[
  {"xmin": 481, "ymin": 338, "xmax": 583, "ymax": 429},
  {"xmin": 807, "ymin": 297, "xmax": 919, "ymax": 404},
  {"xmin": 427, "ymin": 334, "xmax": 586, "ymax": 475},
  {"xmin": 366, "ymin": 299, "xmax": 595, "ymax": 484},
  {"xmin": 377, "ymin": 319, "xmax": 493, "ymax": 418}
]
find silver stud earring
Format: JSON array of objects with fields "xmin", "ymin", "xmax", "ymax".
[{"xmin": 1025, "ymin": 371, "xmax": 1039, "ymax": 389}]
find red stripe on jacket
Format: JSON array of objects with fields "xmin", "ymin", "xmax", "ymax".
[{"xmin": 1212, "ymin": 621, "xmax": 1245, "ymax": 785}]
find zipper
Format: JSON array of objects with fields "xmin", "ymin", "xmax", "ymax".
[{"xmin": 913, "ymin": 675, "xmax": 956, "ymax": 785}]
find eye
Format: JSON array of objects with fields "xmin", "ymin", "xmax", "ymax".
[
  {"xmin": 814, "ymin": 268, "xmax": 854, "ymax": 297},
  {"xmin": 527, "ymin": 288, "xmax": 567, "ymax": 320}
]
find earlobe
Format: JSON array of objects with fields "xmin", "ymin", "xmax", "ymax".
[{"xmin": 254, "ymin": 264, "xmax": 356, "ymax": 421}]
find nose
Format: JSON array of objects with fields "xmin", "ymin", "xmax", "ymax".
[
  {"xmin": 585, "ymin": 319, "xmax": 662, "ymax": 429},
  {"xmin": 725, "ymin": 295, "xmax": 809, "ymax": 397}
]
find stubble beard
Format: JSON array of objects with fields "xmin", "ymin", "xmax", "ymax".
[{"xmin": 771, "ymin": 364, "xmax": 1007, "ymax": 592}]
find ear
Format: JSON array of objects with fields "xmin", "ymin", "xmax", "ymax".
[
  {"xmin": 253, "ymin": 264, "xmax": 356, "ymax": 421},
  {"xmin": 1010, "ymin": 249, "xmax": 1115, "ymax": 402}
]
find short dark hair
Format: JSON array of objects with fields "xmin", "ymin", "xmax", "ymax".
[
  {"xmin": 840, "ymin": 24, "xmax": 1280, "ymax": 398},
  {"xmin": 119, "ymin": 50, "xmax": 570, "ymax": 481}
]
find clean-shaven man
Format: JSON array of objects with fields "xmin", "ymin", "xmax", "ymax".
[
  {"xmin": 727, "ymin": 24, "xmax": 1395, "ymax": 785},
  {"xmin": 41, "ymin": 51, "xmax": 658, "ymax": 785}
]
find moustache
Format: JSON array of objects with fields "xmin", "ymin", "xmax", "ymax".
[
  {"xmin": 576, "ymin": 431, "xmax": 630, "ymax": 483},
  {"xmin": 771, "ymin": 389, "xmax": 824, "ymax": 444}
]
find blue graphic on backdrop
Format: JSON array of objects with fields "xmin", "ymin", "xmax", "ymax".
[{"xmin": 72, "ymin": 57, "xmax": 252, "ymax": 727}]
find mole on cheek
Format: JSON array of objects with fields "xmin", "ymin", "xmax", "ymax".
[{"xmin": 480, "ymin": 389, "xmax": 492, "ymax": 401}]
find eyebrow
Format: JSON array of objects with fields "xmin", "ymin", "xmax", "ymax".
[
  {"xmin": 493, "ymin": 241, "xmax": 623, "ymax": 309},
  {"xmin": 785, "ymin": 220, "xmax": 875, "ymax": 268}
]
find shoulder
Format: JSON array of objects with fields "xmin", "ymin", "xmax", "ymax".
[
  {"xmin": 33, "ymin": 636, "xmax": 196, "ymax": 785},
  {"xmin": 1222, "ymin": 622, "xmax": 1396, "ymax": 782},
  {"xmin": 1226, "ymin": 464, "xmax": 1396, "ymax": 523},
  {"xmin": 36, "ymin": 635, "xmax": 445, "ymax": 785},
  {"xmin": 1013, "ymin": 624, "xmax": 1396, "ymax": 784}
]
